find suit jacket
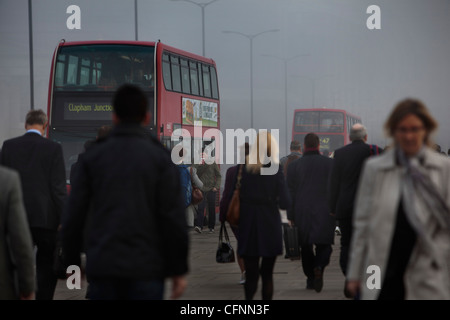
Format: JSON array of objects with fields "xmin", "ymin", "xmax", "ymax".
[
  {"xmin": 328, "ymin": 140, "xmax": 373, "ymax": 220},
  {"xmin": 347, "ymin": 147, "xmax": 450, "ymax": 299},
  {"xmin": 1, "ymin": 132, "xmax": 67, "ymax": 230},
  {"xmin": 287, "ymin": 151, "xmax": 335, "ymax": 245},
  {"xmin": 62, "ymin": 123, "xmax": 189, "ymax": 280},
  {"xmin": 0, "ymin": 166, "xmax": 35, "ymax": 299}
]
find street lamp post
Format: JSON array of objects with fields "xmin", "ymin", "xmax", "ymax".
[
  {"xmin": 293, "ymin": 75, "xmax": 334, "ymax": 108},
  {"xmin": 261, "ymin": 54, "xmax": 309, "ymax": 153},
  {"xmin": 170, "ymin": 0, "xmax": 220, "ymax": 56},
  {"xmin": 222, "ymin": 29, "xmax": 279, "ymax": 130}
]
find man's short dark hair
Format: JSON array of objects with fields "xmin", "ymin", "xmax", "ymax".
[
  {"xmin": 25, "ymin": 109, "xmax": 47, "ymax": 126},
  {"xmin": 290, "ymin": 140, "xmax": 301, "ymax": 151},
  {"xmin": 113, "ymin": 84, "xmax": 148, "ymax": 123},
  {"xmin": 304, "ymin": 133, "xmax": 319, "ymax": 149}
]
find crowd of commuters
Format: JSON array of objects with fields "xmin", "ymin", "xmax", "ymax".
[{"xmin": 1, "ymin": 87, "xmax": 449, "ymax": 300}]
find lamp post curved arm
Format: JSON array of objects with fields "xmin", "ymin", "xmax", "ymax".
[
  {"xmin": 222, "ymin": 29, "xmax": 280, "ymax": 129},
  {"xmin": 170, "ymin": 0, "xmax": 220, "ymax": 56}
]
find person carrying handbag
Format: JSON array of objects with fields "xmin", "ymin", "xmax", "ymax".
[
  {"xmin": 228, "ymin": 134, "xmax": 291, "ymax": 300},
  {"xmin": 219, "ymin": 144, "xmax": 249, "ymax": 284}
]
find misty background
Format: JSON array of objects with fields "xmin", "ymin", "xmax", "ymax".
[{"xmin": 1, "ymin": 0, "xmax": 450, "ymax": 175}]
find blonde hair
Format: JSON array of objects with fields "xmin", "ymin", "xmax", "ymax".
[{"xmin": 246, "ymin": 131, "xmax": 279, "ymax": 174}]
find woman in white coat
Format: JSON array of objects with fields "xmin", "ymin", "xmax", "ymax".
[{"xmin": 346, "ymin": 98, "xmax": 450, "ymax": 300}]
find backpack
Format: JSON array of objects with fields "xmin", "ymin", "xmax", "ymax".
[
  {"xmin": 177, "ymin": 164, "xmax": 192, "ymax": 208},
  {"xmin": 369, "ymin": 144, "xmax": 380, "ymax": 156}
]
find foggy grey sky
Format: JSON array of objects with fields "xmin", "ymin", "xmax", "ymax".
[{"xmin": 1, "ymin": 0, "xmax": 450, "ymax": 157}]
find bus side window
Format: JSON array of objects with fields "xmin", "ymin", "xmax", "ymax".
[
  {"xmin": 162, "ymin": 54, "xmax": 172, "ymax": 91},
  {"xmin": 190, "ymin": 61, "xmax": 199, "ymax": 96},
  {"xmin": 210, "ymin": 67, "xmax": 219, "ymax": 100},
  {"xmin": 171, "ymin": 55, "xmax": 182, "ymax": 92},
  {"xmin": 197, "ymin": 62, "xmax": 204, "ymax": 96},
  {"xmin": 181, "ymin": 58, "xmax": 190, "ymax": 94},
  {"xmin": 202, "ymin": 64, "xmax": 211, "ymax": 98}
]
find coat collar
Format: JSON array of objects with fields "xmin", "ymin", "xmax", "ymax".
[
  {"xmin": 303, "ymin": 150, "xmax": 320, "ymax": 156},
  {"xmin": 351, "ymin": 139, "xmax": 366, "ymax": 145},
  {"xmin": 111, "ymin": 123, "xmax": 147, "ymax": 138},
  {"xmin": 377, "ymin": 146, "xmax": 444, "ymax": 170}
]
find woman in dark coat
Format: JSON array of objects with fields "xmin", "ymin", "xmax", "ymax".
[
  {"xmin": 219, "ymin": 143, "xmax": 250, "ymax": 285},
  {"xmin": 235, "ymin": 132, "xmax": 291, "ymax": 300}
]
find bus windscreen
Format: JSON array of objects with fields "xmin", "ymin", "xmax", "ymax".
[
  {"xmin": 294, "ymin": 111, "xmax": 344, "ymax": 133},
  {"xmin": 54, "ymin": 44, "xmax": 155, "ymax": 92}
]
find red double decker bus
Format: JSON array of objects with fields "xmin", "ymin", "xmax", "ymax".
[
  {"xmin": 292, "ymin": 108, "xmax": 361, "ymax": 154},
  {"xmin": 47, "ymin": 39, "xmax": 220, "ymax": 185}
]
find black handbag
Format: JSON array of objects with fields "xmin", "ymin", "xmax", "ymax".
[{"xmin": 216, "ymin": 222, "xmax": 236, "ymax": 263}]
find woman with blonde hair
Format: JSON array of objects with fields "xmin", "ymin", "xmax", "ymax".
[
  {"xmin": 236, "ymin": 131, "xmax": 291, "ymax": 300},
  {"xmin": 346, "ymin": 98, "xmax": 450, "ymax": 300}
]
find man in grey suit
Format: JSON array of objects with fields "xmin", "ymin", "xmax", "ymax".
[
  {"xmin": 1, "ymin": 109, "xmax": 67, "ymax": 300},
  {"xmin": 0, "ymin": 165, "xmax": 35, "ymax": 300}
]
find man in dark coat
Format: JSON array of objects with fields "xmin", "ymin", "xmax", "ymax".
[
  {"xmin": 0, "ymin": 109, "xmax": 67, "ymax": 300},
  {"xmin": 327, "ymin": 123, "xmax": 382, "ymax": 297},
  {"xmin": 62, "ymin": 84, "xmax": 189, "ymax": 300},
  {"xmin": 287, "ymin": 133, "xmax": 334, "ymax": 293}
]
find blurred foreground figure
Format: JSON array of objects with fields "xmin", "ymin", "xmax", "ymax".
[
  {"xmin": 346, "ymin": 98, "xmax": 450, "ymax": 300},
  {"xmin": 63, "ymin": 84, "xmax": 188, "ymax": 300},
  {"xmin": 0, "ymin": 166, "xmax": 35, "ymax": 300},
  {"xmin": 1, "ymin": 109, "xmax": 67, "ymax": 300}
]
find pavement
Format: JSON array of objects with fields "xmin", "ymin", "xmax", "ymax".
[{"xmin": 53, "ymin": 222, "xmax": 349, "ymax": 301}]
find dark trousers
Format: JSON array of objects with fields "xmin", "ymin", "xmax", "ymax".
[
  {"xmin": 338, "ymin": 219, "xmax": 352, "ymax": 276},
  {"xmin": 243, "ymin": 256, "xmax": 277, "ymax": 300},
  {"xmin": 195, "ymin": 190, "xmax": 216, "ymax": 230},
  {"xmin": 300, "ymin": 244, "xmax": 332, "ymax": 280},
  {"xmin": 31, "ymin": 228, "xmax": 58, "ymax": 300},
  {"xmin": 87, "ymin": 278, "xmax": 164, "ymax": 300}
]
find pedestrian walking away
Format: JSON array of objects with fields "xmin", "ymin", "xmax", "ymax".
[
  {"xmin": 0, "ymin": 109, "xmax": 67, "ymax": 300},
  {"xmin": 287, "ymin": 132, "xmax": 335, "ymax": 293},
  {"xmin": 280, "ymin": 140, "xmax": 302, "ymax": 260},
  {"xmin": 327, "ymin": 123, "xmax": 382, "ymax": 297},
  {"xmin": 219, "ymin": 142, "xmax": 250, "ymax": 285},
  {"xmin": 236, "ymin": 132, "xmax": 291, "ymax": 300},
  {"xmin": 62, "ymin": 84, "xmax": 189, "ymax": 300}
]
